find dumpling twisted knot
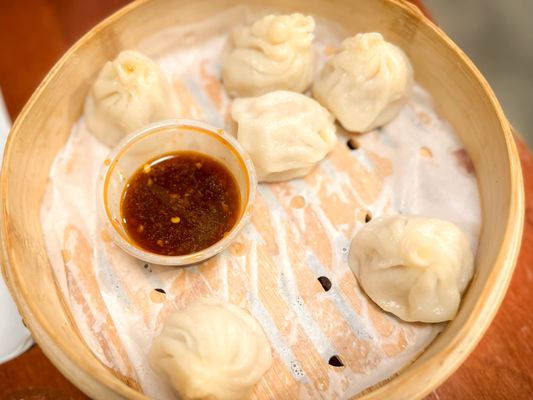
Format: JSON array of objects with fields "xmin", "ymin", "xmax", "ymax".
[
  {"xmin": 349, "ymin": 215, "xmax": 474, "ymax": 323},
  {"xmin": 246, "ymin": 14, "xmax": 314, "ymax": 59},
  {"xmin": 149, "ymin": 299, "xmax": 272, "ymax": 400},
  {"xmin": 222, "ymin": 13, "xmax": 316, "ymax": 97}
]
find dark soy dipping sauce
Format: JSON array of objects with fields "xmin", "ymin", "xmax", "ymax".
[{"xmin": 121, "ymin": 151, "xmax": 240, "ymax": 256}]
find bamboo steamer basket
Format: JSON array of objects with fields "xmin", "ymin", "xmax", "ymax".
[{"xmin": 0, "ymin": 0, "xmax": 524, "ymax": 399}]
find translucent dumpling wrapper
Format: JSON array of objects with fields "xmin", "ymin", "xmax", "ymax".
[
  {"xmin": 231, "ymin": 90, "xmax": 337, "ymax": 182},
  {"xmin": 149, "ymin": 299, "xmax": 272, "ymax": 400},
  {"xmin": 313, "ymin": 32, "xmax": 413, "ymax": 132},
  {"xmin": 84, "ymin": 50, "xmax": 181, "ymax": 147},
  {"xmin": 348, "ymin": 215, "xmax": 474, "ymax": 323},
  {"xmin": 222, "ymin": 13, "xmax": 316, "ymax": 97}
]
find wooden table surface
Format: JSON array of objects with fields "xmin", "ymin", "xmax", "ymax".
[{"xmin": 0, "ymin": 1, "xmax": 531, "ymax": 399}]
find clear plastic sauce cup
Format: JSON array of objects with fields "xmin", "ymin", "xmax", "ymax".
[{"xmin": 99, "ymin": 119, "xmax": 257, "ymax": 266}]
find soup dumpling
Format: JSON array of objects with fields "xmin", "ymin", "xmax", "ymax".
[
  {"xmin": 348, "ymin": 215, "xmax": 474, "ymax": 323},
  {"xmin": 84, "ymin": 51, "xmax": 180, "ymax": 147},
  {"xmin": 231, "ymin": 90, "xmax": 336, "ymax": 182},
  {"xmin": 149, "ymin": 299, "xmax": 272, "ymax": 400},
  {"xmin": 222, "ymin": 13, "xmax": 316, "ymax": 97},
  {"xmin": 313, "ymin": 33, "xmax": 413, "ymax": 132}
]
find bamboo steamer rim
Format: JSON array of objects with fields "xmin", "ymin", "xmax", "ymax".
[{"xmin": 0, "ymin": 0, "xmax": 524, "ymax": 399}]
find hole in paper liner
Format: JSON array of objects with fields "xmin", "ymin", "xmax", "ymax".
[
  {"xmin": 317, "ymin": 276, "xmax": 332, "ymax": 292},
  {"xmin": 328, "ymin": 355, "xmax": 344, "ymax": 367}
]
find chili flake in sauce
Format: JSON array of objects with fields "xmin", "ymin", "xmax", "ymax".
[{"xmin": 121, "ymin": 151, "xmax": 240, "ymax": 256}]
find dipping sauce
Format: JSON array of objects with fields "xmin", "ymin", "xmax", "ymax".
[{"xmin": 121, "ymin": 151, "xmax": 240, "ymax": 256}]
